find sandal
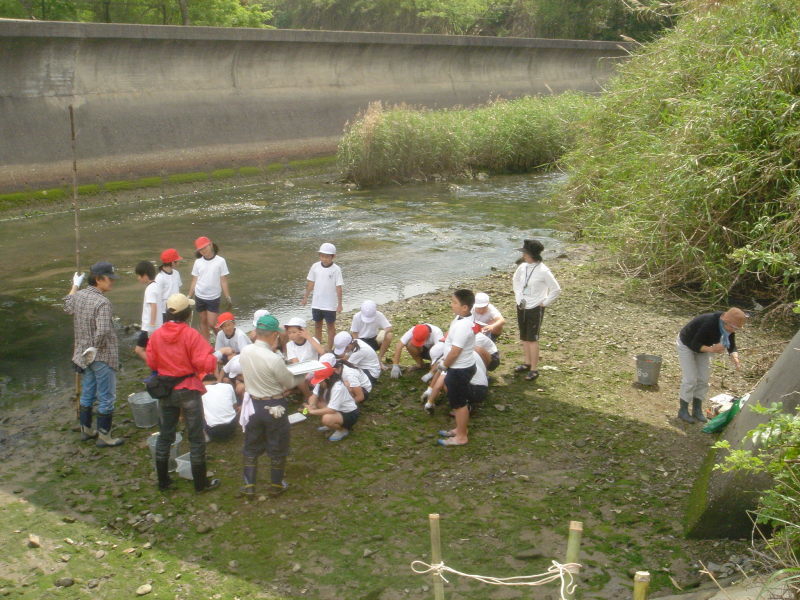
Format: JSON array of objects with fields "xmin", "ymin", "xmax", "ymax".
[
  {"xmin": 438, "ymin": 430, "xmax": 455, "ymax": 438},
  {"xmin": 514, "ymin": 364, "xmax": 531, "ymax": 373},
  {"xmin": 437, "ymin": 437, "xmax": 467, "ymax": 447},
  {"xmin": 525, "ymin": 370, "xmax": 540, "ymax": 381}
]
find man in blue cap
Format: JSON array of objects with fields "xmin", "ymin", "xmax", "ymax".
[
  {"xmin": 64, "ymin": 261, "xmax": 124, "ymax": 447},
  {"xmin": 238, "ymin": 314, "xmax": 303, "ymax": 498}
]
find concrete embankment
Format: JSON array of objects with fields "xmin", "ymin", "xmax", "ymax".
[{"xmin": 0, "ymin": 19, "xmax": 628, "ymax": 191}]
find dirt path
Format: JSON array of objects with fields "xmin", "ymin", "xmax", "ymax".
[{"xmin": 0, "ymin": 244, "xmax": 791, "ymax": 599}]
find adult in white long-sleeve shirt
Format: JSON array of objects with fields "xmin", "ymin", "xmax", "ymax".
[{"xmin": 512, "ymin": 239, "xmax": 561, "ymax": 382}]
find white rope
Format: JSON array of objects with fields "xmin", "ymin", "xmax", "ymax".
[{"xmin": 410, "ymin": 559, "xmax": 581, "ymax": 600}]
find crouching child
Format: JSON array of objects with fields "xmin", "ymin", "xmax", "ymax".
[{"xmin": 304, "ymin": 356, "xmax": 359, "ymax": 442}]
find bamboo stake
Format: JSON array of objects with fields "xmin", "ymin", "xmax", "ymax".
[
  {"xmin": 429, "ymin": 513, "xmax": 445, "ymax": 600},
  {"xmin": 69, "ymin": 105, "xmax": 82, "ymax": 408},
  {"xmin": 564, "ymin": 520, "xmax": 583, "ymax": 600},
  {"xmin": 633, "ymin": 571, "xmax": 650, "ymax": 600}
]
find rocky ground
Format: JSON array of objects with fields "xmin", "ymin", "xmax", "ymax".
[{"xmin": 0, "ymin": 243, "xmax": 795, "ymax": 599}]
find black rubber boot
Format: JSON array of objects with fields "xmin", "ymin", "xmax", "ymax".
[
  {"xmin": 79, "ymin": 406, "xmax": 98, "ymax": 441},
  {"xmin": 240, "ymin": 456, "xmax": 257, "ymax": 498},
  {"xmin": 191, "ymin": 463, "xmax": 220, "ymax": 493},
  {"xmin": 268, "ymin": 456, "xmax": 287, "ymax": 497},
  {"xmin": 156, "ymin": 459, "xmax": 174, "ymax": 491},
  {"xmin": 678, "ymin": 400, "xmax": 696, "ymax": 424},
  {"xmin": 692, "ymin": 398, "xmax": 708, "ymax": 423}
]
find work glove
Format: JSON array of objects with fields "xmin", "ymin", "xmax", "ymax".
[
  {"xmin": 421, "ymin": 372, "xmax": 433, "ymax": 383},
  {"xmin": 268, "ymin": 405, "xmax": 286, "ymax": 419},
  {"xmin": 82, "ymin": 347, "xmax": 97, "ymax": 365},
  {"xmin": 72, "ymin": 272, "xmax": 85, "ymax": 288},
  {"xmin": 437, "ymin": 361, "xmax": 447, "ymax": 373},
  {"xmin": 390, "ymin": 364, "xmax": 401, "ymax": 379}
]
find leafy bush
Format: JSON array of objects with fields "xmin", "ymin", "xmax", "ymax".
[{"xmin": 561, "ymin": 0, "xmax": 800, "ymax": 306}]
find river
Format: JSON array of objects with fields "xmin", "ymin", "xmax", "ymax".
[{"xmin": 0, "ymin": 173, "xmax": 565, "ymax": 403}]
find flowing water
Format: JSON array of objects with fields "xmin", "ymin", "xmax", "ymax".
[{"xmin": 0, "ymin": 173, "xmax": 566, "ymax": 403}]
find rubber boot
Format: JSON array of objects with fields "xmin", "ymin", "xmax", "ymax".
[
  {"xmin": 191, "ymin": 462, "xmax": 220, "ymax": 493},
  {"xmin": 79, "ymin": 406, "xmax": 98, "ymax": 441},
  {"xmin": 268, "ymin": 456, "xmax": 288, "ymax": 497},
  {"xmin": 240, "ymin": 456, "xmax": 257, "ymax": 498},
  {"xmin": 156, "ymin": 459, "xmax": 174, "ymax": 491},
  {"xmin": 95, "ymin": 413, "xmax": 124, "ymax": 447},
  {"xmin": 692, "ymin": 398, "xmax": 708, "ymax": 423},
  {"xmin": 678, "ymin": 400, "xmax": 696, "ymax": 424}
]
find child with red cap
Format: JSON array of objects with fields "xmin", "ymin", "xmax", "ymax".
[
  {"xmin": 390, "ymin": 322, "xmax": 444, "ymax": 378},
  {"xmin": 304, "ymin": 356, "xmax": 359, "ymax": 442},
  {"xmin": 155, "ymin": 248, "xmax": 183, "ymax": 322},
  {"xmin": 214, "ymin": 312, "xmax": 251, "ymax": 355},
  {"xmin": 188, "ymin": 236, "xmax": 231, "ymax": 342}
]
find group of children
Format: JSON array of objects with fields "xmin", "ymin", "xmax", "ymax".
[{"xmin": 133, "ymin": 238, "xmax": 508, "ymax": 447}]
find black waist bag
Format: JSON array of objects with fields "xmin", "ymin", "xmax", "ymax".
[{"xmin": 145, "ymin": 373, "xmax": 192, "ymax": 399}]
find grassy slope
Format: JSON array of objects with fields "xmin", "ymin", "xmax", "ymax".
[{"xmin": 0, "ymin": 247, "xmax": 791, "ymax": 599}]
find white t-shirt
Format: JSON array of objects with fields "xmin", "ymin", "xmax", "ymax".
[
  {"xmin": 307, "ymin": 262, "xmax": 343, "ymax": 311},
  {"xmin": 201, "ymin": 382, "xmax": 237, "ymax": 427},
  {"xmin": 326, "ymin": 381, "xmax": 358, "ymax": 414},
  {"xmin": 444, "ymin": 316, "xmax": 476, "ymax": 369},
  {"xmin": 192, "ymin": 255, "xmax": 230, "ymax": 300},
  {"xmin": 472, "ymin": 303, "xmax": 502, "ymax": 328},
  {"xmin": 141, "ymin": 281, "xmax": 162, "ymax": 333},
  {"xmin": 350, "ymin": 311, "xmax": 391, "ymax": 339},
  {"xmin": 343, "ymin": 364, "xmax": 372, "ymax": 393},
  {"xmin": 347, "ymin": 339, "xmax": 381, "ymax": 378},
  {"xmin": 474, "ymin": 332, "xmax": 498, "ymax": 355},
  {"xmin": 223, "ymin": 355, "xmax": 242, "ymax": 379},
  {"xmin": 215, "ymin": 328, "xmax": 251, "ymax": 354},
  {"xmin": 399, "ymin": 324, "xmax": 444, "ymax": 349},
  {"xmin": 286, "ymin": 338, "xmax": 321, "ymax": 363},
  {"xmin": 470, "ymin": 352, "xmax": 488, "ymax": 387},
  {"xmin": 155, "ymin": 269, "xmax": 182, "ymax": 314}
]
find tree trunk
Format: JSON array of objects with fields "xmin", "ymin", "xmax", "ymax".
[{"xmin": 177, "ymin": 0, "xmax": 190, "ymax": 25}]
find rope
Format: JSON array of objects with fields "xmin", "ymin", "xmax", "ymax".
[{"xmin": 410, "ymin": 559, "xmax": 581, "ymax": 600}]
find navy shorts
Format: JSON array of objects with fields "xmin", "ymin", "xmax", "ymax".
[
  {"xmin": 517, "ymin": 305, "xmax": 544, "ymax": 342},
  {"xmin": 312, "ymin": 308, "xmax": 337, "ymax": 324},
  {"xmin": 470, "ymin": 384, "xmax": 488, "ymax": 405},
  {"xmin": 445, "ymin": 365, "xmax": 476, "ymax": 410},
  {"xmin": 195, "ymin": 296, "xmax": 221, "ymax": 314},
  {"xmin": 360, "ymin": 336, "xmax": 379, "ymax": 351},
  {"xmin": 340, "ymin": 408, "xmax": 360, "ymax": 430}
]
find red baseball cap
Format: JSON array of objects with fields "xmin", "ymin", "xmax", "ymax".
[
  {"xmin": 215, "ymin": 312, "xmax": 235, "ymax": 329},
  {"xmin": 410, "ymin": 324, "xmax": 430, "ymax": 347},
  {"xmin": 310, "ymin": 363, "xmax": 335, "ymax": 385},
  {"xmin": 194, "ymin": 236, "xmax": 212, "ymax": 250},
  {"xmin": 160, "ymin": 248, "xmax": 183, "ymax": 263}
]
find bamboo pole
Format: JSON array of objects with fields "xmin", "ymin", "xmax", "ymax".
[
  {"xmin": 429, "ymin": 513, "xmax": 445, "ymax": 600},
  {"xmin": 633, "ymin": 571, "xmax": 650, "ymax": 600},
  {"xmin": 69, "ymin": 105, "xmax": 82, "ymax": 408},
  {"xmin": 564, "ymin": 520, "xmax": 583, "ymax": 600}
]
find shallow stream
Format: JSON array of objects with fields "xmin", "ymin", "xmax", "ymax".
[{"xmin": 0, "ymin": 173, "xmax": 565, "ymax": 402}]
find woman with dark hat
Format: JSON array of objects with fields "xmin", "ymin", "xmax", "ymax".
[
  {"xmin": 512, "ymin": 239, "xmax": 561, "ymax": 381},
  {"xmin": 676, "ymin": 307, "xmax": 747, "ymax": 424}
]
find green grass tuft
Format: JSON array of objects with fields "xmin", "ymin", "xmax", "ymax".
[
  {"xmin": 238, "ymin": 166, "xmax": 263, "ymax": 176},
  {"xmin": 211, "ymin": 168, "xmax": 236, "ymax": 179},
  {"xmin": 166, "ymin": 172, "xmax": 209, "ymax": 184}
]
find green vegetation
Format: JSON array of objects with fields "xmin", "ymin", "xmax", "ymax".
[
  {"xmin": 338, "ymin": 94, "xmax": 594, "ymax": 186},
  {"xmin": 561, "ymin": 0, "xmax": 800, "ymax": 306}
]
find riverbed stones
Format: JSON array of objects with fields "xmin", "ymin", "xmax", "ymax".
[
  {"xmin": 136, "ymin": 583, "xmax": 152, "ymax": 596},
  {"xmin": 54, "ymin": 577, "xmax": 74, "ymax": 588},
  {"xmin": 27, "ymin": 534, "xmax": 40, "ymax": 548}
]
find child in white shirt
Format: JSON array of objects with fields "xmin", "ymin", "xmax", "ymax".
[
  {"xmin": 189, "ymin": 236, "xmax": 231, "ymax": 342},
  {"xmin": 304, "ymin": 357, "xmax": 359, "ymax": 442},
  {"xmin": 301, "ymin": 242, "xmax": 343, "ymax": 348},
  {"xmin": 214, "ymin": 312, "xmax": 252, "ymax": 354},
  {"xmin": 155, "ymin": 248, "xmax": 182, "ymax": 321},
  {"xmin": 350, "ymin": 300, "xmax": 393, "ymax": 363},
  {"xmin": 134, "ymin": 260, "xmax": 161, "ymax": 362},
  {"xmin": 471, "ymin": 292, "xmax": 506, "ymax": 340},
  {"xmin": 201, "ymin": 374, "xmax": 238, "ymax": 441},
  {"xmin": 284, "ymin": 317, "xmax": 325, "ymax": 400}
]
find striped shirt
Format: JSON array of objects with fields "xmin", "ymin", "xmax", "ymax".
[{"xmin": 64, "ymin": 286, "xmax": 119, "ymax": 370}]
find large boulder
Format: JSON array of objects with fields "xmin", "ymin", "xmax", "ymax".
[{"xmin": 686, "ymin": 327, "xmax": 800, "ymax": 539}]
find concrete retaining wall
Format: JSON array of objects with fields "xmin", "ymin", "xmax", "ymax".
[{"xmin": 0, "ymin": 19, "xmax": 629, "ymax": 191}]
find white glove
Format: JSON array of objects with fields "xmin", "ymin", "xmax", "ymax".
[
  {"xmin": 72, "ymin": 272, "xmax": 85, "ymax": 287},
  {"xmin": 390, "ymin": 365, "xmax": 401, "ymax": 379},
  {"xmin": 437, "ymin": 362, "xmax": 447, "ymax": 373},
  {"xmin": 268, "ymin": 405, "xmax": 286, "ymax": 419},
  {"xmin": 421, "ymin": 372, "xmax": 433, "ymax": 383},
  {"xmin": 82, "ymin": 347, "xmax": 97, "ymax": 365},
  {"xmin": 421, "ymin": 388, "xmax": 432, "ymax": 400}
]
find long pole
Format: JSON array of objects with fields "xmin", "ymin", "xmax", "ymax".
[
  {"xmin": 564, "ymin": 520, "xmax": 583, "ymax": 600},
  {"xmin": 429, "ymin": 514, "xmax": 445, "ymax": 600},
  {"xmin": 633, "ymin": 571, "xmax": 650, "ymax": 600},
  {"xmin": 69, "ymin": 105, "xmax": 81, "ymax": 407}
]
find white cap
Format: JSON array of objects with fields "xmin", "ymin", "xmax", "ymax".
[
  {"xmin": 318, "ymin": 242, "xmax": 336, "ymax": 255},
  {"xmin": 474, "ymin": 292, "xmax": 490, "ymax": 308},
  {"xmin": 429, "ymin": 341, "xmax": 446, "ymax": 363},
  {"xmin": 284, "ymin": 317, "xmax": 306, "ymax": 329},
  {"xmin": 359, "ymin": 300, "xmax": 377, "ymax": 323},
  {"xmin": 333, "ymin": 331, "xmax": 353, "ymax": 355},
  {"xmin": 252, "ymin": 309, "xmax": 270, "ymax": 328},
  {"xmin": 223, "ymin": 355, "xmax": 242, "ymax": 378},
  {"xmin": 319, "ymin": 352, "xmax": 337, "ymax": 366}
]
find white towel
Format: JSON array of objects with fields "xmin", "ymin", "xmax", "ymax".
[{"xmin": 239, "ymin": 392, "xmax": 254, "ymax": 431}]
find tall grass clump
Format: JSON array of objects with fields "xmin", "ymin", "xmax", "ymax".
[
  {"xmin": 562, "ymin": 0, "xmax": 800, "ymax": 307},
  {"xmin": 338, "ymin": 93, "xmax": 594, "ymax": 186}
]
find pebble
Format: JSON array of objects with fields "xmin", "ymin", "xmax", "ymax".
[
  {"xmin": 143, "ymin": 542, "xmax": 152, "ymax": 549},
  {"xmin": 292, "ymin": 563, "xmax": 301, "ymax": 573},
  {"xmin": 95, "ymin": 550, "xmax": 106, "ymax": 559},
  {"xmin": 87, "ymin": 579, "xmax": 99, "ymax": 589},
  {"xmin": 59, "ymin": 554, "xmax": 71, "ymax": 562},
  {"xmin": 62, "ymin": 516, "xmax": 76, "ymax": 523},
  {"xmin": 494, "ymin": 404, "xmax": 506, "ymax": 412},
  {"xmin": 228, "ymin": 560, "xmax": 239, "ymax": 570},
  {"xmin": 363, "ymin": 548, "xmax": 377, "ymax": 557},
  {"xmin": 136, "ymin": 583, "xmax": 152, "ymax": 596},
  {"xmin": 27, "ymin": 534, "xmax": 41, "ymax": 548},
  {"xmin": 196, "ymin": 524, "xmax": 212, "ymax": 534},
  {"xmin": 54, "ymin": 578, "xmax": 74, "ymax": 588},
  {"xmin": 12, "ymin": 487, "xmax": 23, "ymax": 494}
]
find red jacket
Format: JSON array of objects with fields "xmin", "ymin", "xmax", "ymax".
[{"xmin": 146, "ymin": 322, "xmax": 217, "ymax": 393}]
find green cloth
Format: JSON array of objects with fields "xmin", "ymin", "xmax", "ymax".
[{"xmin": 702, "ymin": 397, "xmax": 741, "ymax": 433}]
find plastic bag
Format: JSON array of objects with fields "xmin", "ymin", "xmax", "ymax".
[{"xmin": 702, "ymin": 397, "xmax": 741, "ymax": 433}]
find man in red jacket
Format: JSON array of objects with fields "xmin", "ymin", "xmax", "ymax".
[{"xmin": 146, "ymin": 293, "xmax": 232, "ymax": 492}]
